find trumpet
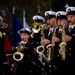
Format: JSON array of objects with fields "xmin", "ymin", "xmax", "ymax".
[{"xmin": 13, "ymin": 41, "xmax": 25, "ymax": 61}]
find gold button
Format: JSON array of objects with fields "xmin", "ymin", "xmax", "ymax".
[
  {"xmin": 57, "ymin": 55, "xmax": 59, "ymax": 57},
  {"xmin": 69, "ymin": 54, "xmax": 71, "ymax": 56},
  {"xmin": 69, "ymin": 48, "xmax": 71, "ymax": 50},
  {"xmin": 37, "ymin": 42, "xmax": 39, "ymax": 44}
]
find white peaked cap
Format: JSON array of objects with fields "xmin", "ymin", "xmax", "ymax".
[
  {"xmin": 66, "ymin": 7, "xmax": 75, "ymax": 12},
  {"xmin": 56, "ymin": 11, "xmax": 67, "ymax": 19},
  {"xmin": 56, "ymin": 11, "xmax": 67, "ymax": 16},
  {"xmin": 18, "ymin": 28, "xmax": 31, "ymax": 35},
  {"xmin": 32, "ymin": 15, "xmax": 45, "ymax": 23},
  {"xmin": 45, "ymin": 11, "xmax": 56, "ymax": 16},
  {"xmin": 66, "ymin": 6, "xmax": 75, "ymax": 15}
]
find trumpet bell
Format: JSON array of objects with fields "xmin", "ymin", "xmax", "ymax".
[
  {"xmin": 13, "ymin": 52, "xmax": 24, "ymax": 61},
  {"xmin": 59, "ymin": 42, "xmax": 66, "ymax": 47}
]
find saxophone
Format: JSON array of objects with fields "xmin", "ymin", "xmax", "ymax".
[
  {"xmin": 11, "ymin": 41, "xmax": 26, "ymax": 73},
  {"xmin": 46, "ymin": 26, "xmax": 58, "ymax": 60},
  {"xmin": 59, "ymin": 24, "xmax": 66, "ymax": 60},
  {"xmin": 37, "ymin": 24, "xmax": 50, "ymax": 64},
  {"xmin": 13, "ymin": 41, "xmax": 25, "ymax": 61}
]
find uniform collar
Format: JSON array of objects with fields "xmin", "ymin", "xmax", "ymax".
[
  {"xmin": 69, "ymin": 25, "xmax": 75, "ymax": 29},
  {"xmin": 49, "ymin": 27, "xmax": 55, "ymax": 32}
]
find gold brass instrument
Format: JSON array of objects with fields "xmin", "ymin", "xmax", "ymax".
[
  {"xmin": 46, "ymin": 44, "xmax": 53, "ymax": 60},
  {"xmin": 46, "ymin": 26, "xmax": 58, "ymax": 60},
  {"xmin": 37, "ymin": 24, "xmax": 48, "ymax": 54},
  {"xmin": 36, "ymin": 24, "xmax": 50, "ymax": 64},
  {"xmin": 11, "ymin": 41, "xmax": 25, "ymax": 73},
  {"xmin": 0, "ymin": 22, "xmax": 8, "ymax": 28},
  {"xmin": 31, "ymin": 22, "xmax": 40, "ymax": 33},
  {"xmin": 13, "ymin": 41, "xmax": 25, "ymax": 61},
  {"xmin": 59, "ymin": 24, "xmax": 66, "ymax": 60}
]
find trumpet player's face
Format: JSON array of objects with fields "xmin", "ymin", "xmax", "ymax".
[{"xmin": 20, "ymin": 33, "xmax": 30, "ymax": 42}]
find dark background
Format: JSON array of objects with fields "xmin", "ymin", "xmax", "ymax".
[{"xmin": 0, "ymin": 0, "xmax": 75, "ymax": 42}]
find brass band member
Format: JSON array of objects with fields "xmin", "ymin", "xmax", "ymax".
[
  {"xmin": 56, "ymin": 11, "xmax": 69, "ymax": 60},
  {"xmin": 41, "ymin": 10, "xmax": 58, "ymax": 75},
  {"xmin": 41, "ymin": 11, "xmax": 57, "ymax": 46},
  {"xmin": 30, "ymin": 14, "xmax": 45, "ymax": 48},
  {"xmin": 55, "ymin": 11, "xmax": 69, "ymax": 75},
  {"xmin": 65, "ymin": 6, "xmax": 75, "ymax": 74},
  {"xmin": 14, "ymin": 28, "xmax": 38, "ymax": 75}
]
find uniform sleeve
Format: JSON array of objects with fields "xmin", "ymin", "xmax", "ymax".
[
  {"xmin": 4, "ymin": 36, "xmax": 12, "ymax": 51},
  {"xmin": 4, "ymin": 36, "xmax": 13, "ymax": 63}
]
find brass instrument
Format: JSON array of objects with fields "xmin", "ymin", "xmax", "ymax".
[
  {"xmin": 37, "ymin": 24, "xmax": 47, "ymax": 54},
  {"xmin": 0, "ymin": 22, "xmax": 8, "ymax": 28},
  {"xmin": 46, "ymin": 44, "xmax": 53, "ymax": 60},
  {"xmin": 31, "ymin": 22, "xmax": 40, "ymax": 33},
  {"xmin": 59, "ymin": 24, "xmax": 66, "ymax": 60},
  {"xmin": 13, "ymin": 41, "xmax": 25, "ymax": 61},
  {"xmin": 36, "ymin": 24, "xmax": 50, "ymax": 64},
  {"xmin": 11, "ymin": 41, "xmax": 25, "ymax": 73},
  {"xmin": 46, "ymin": 26, "xmax": 58, "ymax": 60}
]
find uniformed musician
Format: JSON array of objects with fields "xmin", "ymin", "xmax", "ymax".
[
  {"xmin": 30, "ymin": 14, "xmax": 45, "ymax": 48},
  {"xmin": 65, "ymin": 6, "xmax": 75, "ymax": 74},
  {"xmin": 13, "ymin": 28, "xmax": 41, "ymax": 75},
  {"xmin": 55, "ymin": 11, "xmax": 69, "ymax": 75},
  {"xmin": 41, "ymin": 10, "xmax": 58, "ymax": 75}
]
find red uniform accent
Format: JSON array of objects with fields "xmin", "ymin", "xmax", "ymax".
[{"xmin": 4, "ymin": 36, "xmax": 12, "ymax": 63}]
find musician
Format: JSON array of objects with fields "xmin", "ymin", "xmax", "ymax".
[
  {"xmin": 40, "ymin": 10, "xmax": 59, "ymax": 75},
  {"xmin": 55, "ymin": 11, "xmax": 70, "ymax": 75},
  {"xmin": 14, "ymin": 28, "xmax": 41, "ymax": 75},
  {"xmin": 56, "ymin": 11, "xmax": 69, "ymax": 54},
  {"xmin": 30, "ymin": 14, "xmax": 45, "ymax": 48},
  {"xmin": 41, "ymin": 10, "xmax": 58, "ymax": 46},
  {"xmin": 65, "ymin": 6, "xmax": 75, "ymax": 74},
  {"xmin": 0, "ymin": 17, "xmax": 13, "ymax": 74}
]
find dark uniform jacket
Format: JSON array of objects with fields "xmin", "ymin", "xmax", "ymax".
[
  {"xmin": 15, "ymin": 41, "xmax": 40, "ymax": 75},
  {"xmin": 29, "ymin": 31, "xmax": 41, "ymax": 48}
]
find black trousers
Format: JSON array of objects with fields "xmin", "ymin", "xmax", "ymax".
[
  {"xmin": 0, "ymin": 62, "xmax": 13, "ymax": 75},
  {"xmin": 15, "ymin": 60, "xmax": 42, "ymax": 75}
]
